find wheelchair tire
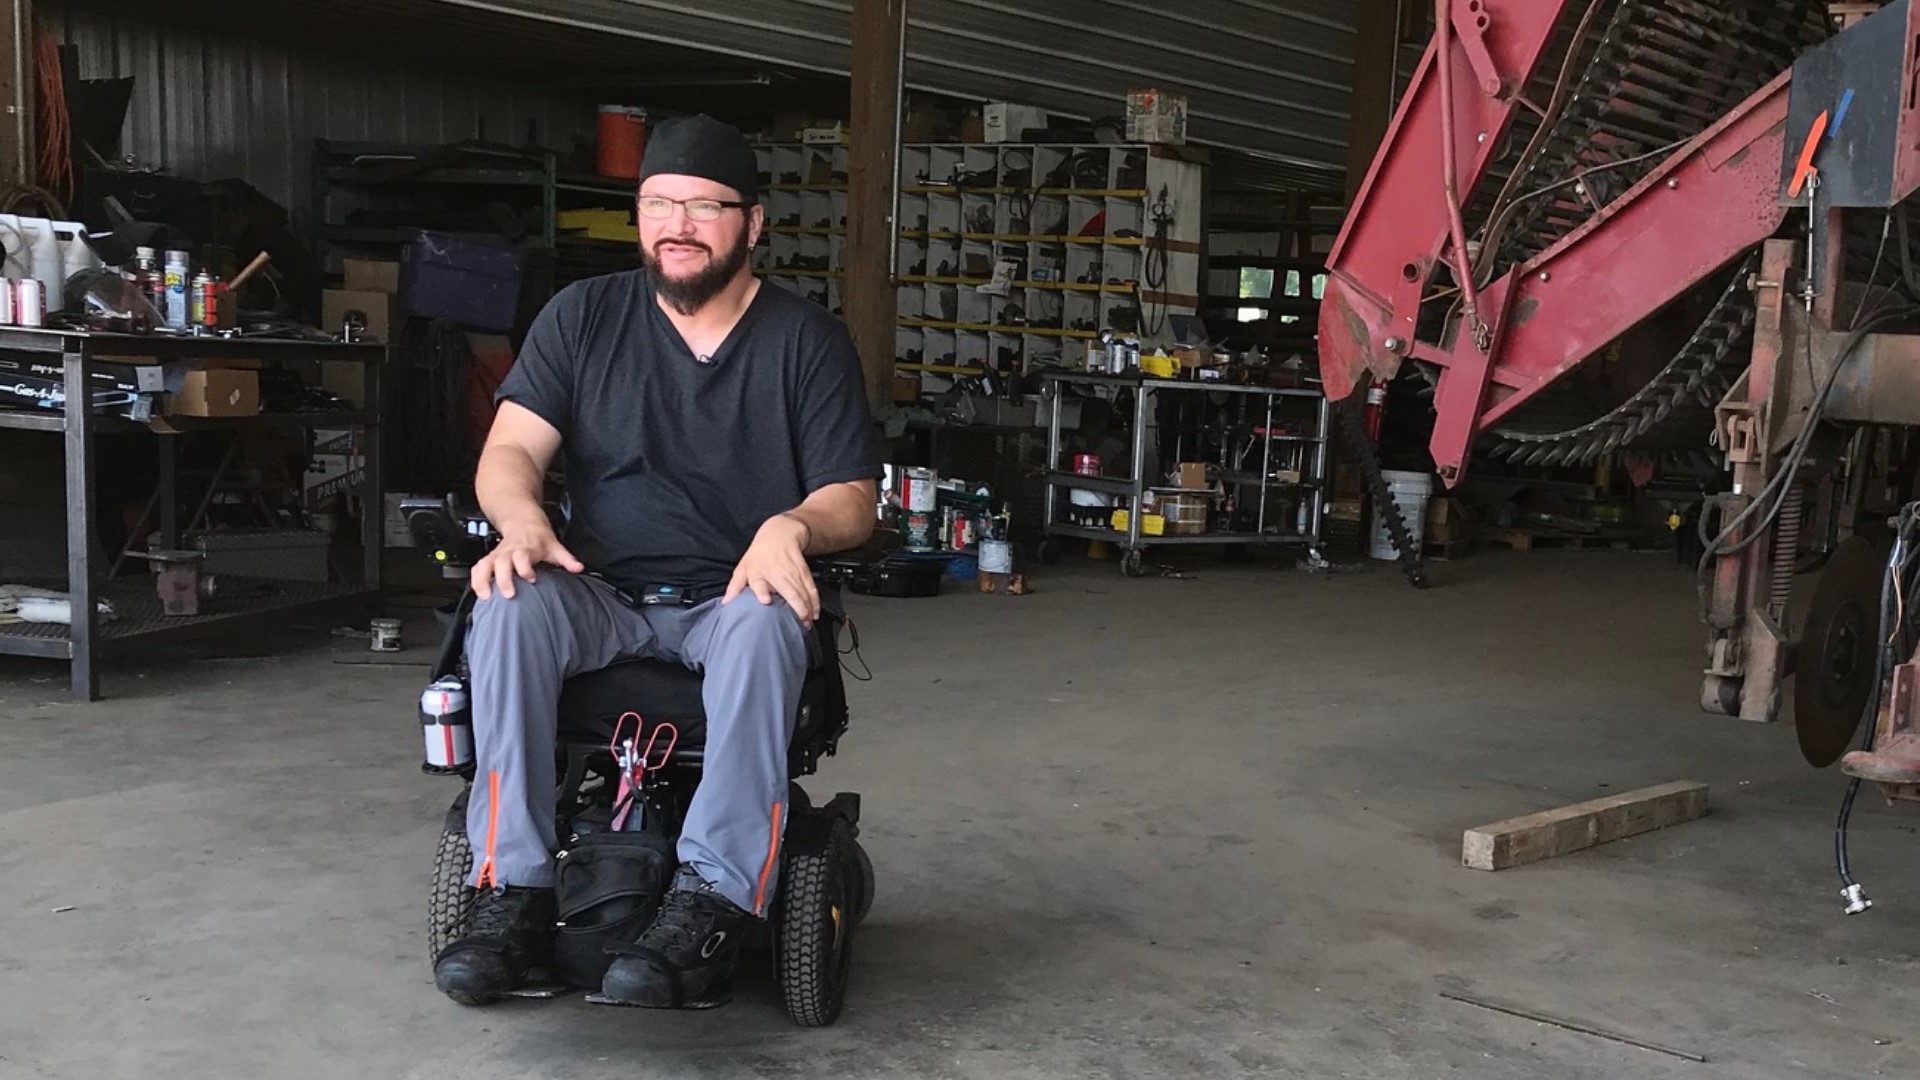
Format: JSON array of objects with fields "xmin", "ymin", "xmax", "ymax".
[
  {"xmin": 776, "ymin": 819, "xmax": 856, "ymax": 1027},
  {"xmin": 429, "ymin": 823, "xmax": 475, "ymax": 968},
  {"xmin": 846, "ymin": 836, "xmax": 875, "ymax": 926}
]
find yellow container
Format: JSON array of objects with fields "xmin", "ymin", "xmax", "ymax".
[
  {"xmin": 1110, "ymin": 509, "xmax": 1166, "ymax": 536},
  {"xmin": 1140, "ymin": 353, "xmax": 1178, "ymax": 378},
  {"xmin": 558, "ymin": 208, "xmax": 632, "ymax": 230}
]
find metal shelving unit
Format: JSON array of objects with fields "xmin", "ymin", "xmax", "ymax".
[
  {"xmin": 0, "ymin": 327, "xmax": 387, "ymax": 700},
  {"xmin": 1040, "ymin": 371, "xmax": 1329, "ymax": 576},
  {"xmin": 311, "ymin": 140, "xmax": 641, "ymax": 300}
]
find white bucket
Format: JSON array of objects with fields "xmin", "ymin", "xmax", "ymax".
[
  {"xmin": 1369, "ymin": 469, "xmax": 1434, "ymax": 560},
  {"xmin": 978, "ymin": 538, "xmax": 1013, "ymax": 574}
]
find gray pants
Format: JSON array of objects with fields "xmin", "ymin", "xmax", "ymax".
[{"xmin": 462, "ymin": 571, "xmax": 809, "ymax": 917}]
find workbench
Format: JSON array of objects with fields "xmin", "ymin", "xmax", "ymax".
[
  {"xmin": 0, "ymin": 328, "xmax": 386, "ymax": 700},
  {"xmin": 1039, "ymin": 371, "xmax": 1330, "ymax": 576}
]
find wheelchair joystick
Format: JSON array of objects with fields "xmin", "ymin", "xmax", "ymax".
[{"xmin": 421, "ymin": 676, "xmax": 474, "ymax": 775}]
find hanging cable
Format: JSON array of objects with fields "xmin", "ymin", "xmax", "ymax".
[{"xmin": 1143, "ymin": 185, "xmax": 1171, "ymax": 337}]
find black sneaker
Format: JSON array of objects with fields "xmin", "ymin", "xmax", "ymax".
[
  {"xmin": 595, "ymin": 874, "xmax": 750, "ymax": 1009},
  {"xmin": 433, "ymin": 886, "xmax": 557, "ymax": 1005}
]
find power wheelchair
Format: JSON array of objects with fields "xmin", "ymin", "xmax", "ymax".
[{"xmin": 404, "ymin": 496, "xmax": 887, "ymax": 1026}]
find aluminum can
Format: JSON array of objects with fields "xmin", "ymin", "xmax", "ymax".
[
  {"xmin": 420, "ymin": 676, "xmax": 473, "ymax": 770},
  {"xmin": 14, "ymin": 278, "xmax": 44, "ymax": 327}
]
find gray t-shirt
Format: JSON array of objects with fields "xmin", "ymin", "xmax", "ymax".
[{"xmin": 495, "ymin": 269, "xmax": 880, "ymax": 591}]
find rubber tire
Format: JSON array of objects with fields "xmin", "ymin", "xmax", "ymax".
[
  {"xmin": 846, "ymin": 836, "xmax": 876, "ymax": 925},
  {"xmin": 777, "ymin": 820, "xmax": 857, "ymax": 1027},
  {"xmin": 429, "ymin": 823, "xmax": 474, "ymax": 969},
  {"xmin": 1121, "ymin": 550, "xmax": 1146, "ymax": 577},
  {"xmin": 1036, "ymin": 539, "xmax": 1061, "ymax": 564}
]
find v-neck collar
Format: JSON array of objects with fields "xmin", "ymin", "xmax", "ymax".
[{"xmin": 647, "ymin": 273, "xmax": 766, "ymax": 370}]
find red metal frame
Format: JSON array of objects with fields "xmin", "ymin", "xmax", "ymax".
[
  {"xmin": 1321, "ymin": 1, "xmax": 1794, "ymax": 484},
  {"xmin": 1321, "ymin": 0, "xmax": 1577, "ymax": 405}
]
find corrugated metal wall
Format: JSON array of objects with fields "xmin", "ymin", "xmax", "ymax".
[
  {"xmin": 51, "ymin": 5, "xmax": 600, "ymax": 213},
  {"xmin": 442, "ymin": 0, "xmax": 1356, "ymax": 187}
]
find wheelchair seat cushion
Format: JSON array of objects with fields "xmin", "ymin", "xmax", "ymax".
[
  {"xmin": 553, "ymin": 616, "xmax": 841, "ymax": 752},
  {"xmin": 558, "ymin": 657, "xmax": 709, "ymax": 746}
]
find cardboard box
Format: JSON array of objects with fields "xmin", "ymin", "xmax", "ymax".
[
  {"xmin": 171, "ymin": 369, "xmax": 258, "ymax": 417},
  {"xmin": 342, "ymin": 258, "xmax": 401, "ymax": 294},
  {"xmin": 1327, "ymin": 497, "xmax": 1364, "ymax": 523},
  {"xmin": 1157, "ymin": 491, "xmax": 1209, "ymax": 535},
  {"xmin": 303, "ymin": 451, "xmax": 366, "ymax": 508},
  {"xmin": 984, "ymin": 102, "xmax": 1048, "ymax": 143},
  {"xmin": 1426, "ymin": 497, "xmax": 1474, "ymax": 543},
  {"xmin": 320, "ymin": 362, "xmax": 368, "ymax": 406},
  {"xmin": 771, "ymin": 112, "xmax": 812, "ymax": 141},
  {"xmin": 891, "ymin": 375, "xmax": 921, "ymax": 404},
  {"xmin": 961, "ymin": 113, "xmax": 985, "ymax": 143},
  {"xmin": 803, "ymin": 122, "xmax": 849, "ymax": 144},
  {"xmin": 1126, "ymin": 87, "xmax": 1188, "ymax": 145},
  {"xmin": 1175, "ymin": 462, "xmax": 1209, "ymax": 489},
  {"xmin": 323, "ymin": 288, "xmax": 400, "ymax": 342}
]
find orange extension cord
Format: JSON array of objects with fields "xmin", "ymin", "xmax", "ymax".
[{"xmin": 34, "ymin": 28, "xmax": 71, "ymax": 204}]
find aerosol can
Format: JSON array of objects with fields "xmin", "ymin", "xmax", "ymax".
[{"xmin": 420, "ymin": 675, "xmax": 473, "ymax": 773}]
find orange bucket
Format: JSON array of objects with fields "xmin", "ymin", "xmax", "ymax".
[{"xmin": 597, "ymin": 105, "xmax": 648, "ymax": 179}]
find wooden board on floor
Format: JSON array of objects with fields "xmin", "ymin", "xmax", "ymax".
[
  {"xmin": 1462, "ymin": 781, "xmax": 1708, "ymax": 871},
  {"xmin": 1480, "ymin": 527, "xmax": 1637, "ymax": 553}
]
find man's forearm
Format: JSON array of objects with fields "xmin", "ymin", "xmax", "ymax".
[
  {"xmin": 782, "ymin": 480, "xmax": 877, "ymax": 555},
  {"xmin": 475, "ymin": 444, "xmax": 553, "ymax": 538}
]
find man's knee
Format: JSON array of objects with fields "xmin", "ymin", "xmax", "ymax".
[
  {"xmin": 710, "ymin": 596, "xmax": 808, "ymax": 651},
  {"xmin": 470, "ymin": 573, "xmax": 579, "ymax": 641}
]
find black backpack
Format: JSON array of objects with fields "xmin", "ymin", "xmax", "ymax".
[{"xmin": 550, "ymin": 828, "xmax": 675, "ymax": 988}]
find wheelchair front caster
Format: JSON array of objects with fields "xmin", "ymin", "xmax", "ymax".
[{"xmin": 776, "ymin": 818, "xmax": 860, "ymax": 1027}]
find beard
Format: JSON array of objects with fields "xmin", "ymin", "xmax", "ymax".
[{"xmin": 643, "ymin": 230, "xmax": 752, "ymax": 315}]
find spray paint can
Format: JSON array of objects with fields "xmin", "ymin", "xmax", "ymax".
[
  {"xmin": 0, "ymin": 276, "xmax": 14, "ymax": 325},
  {"xmin": 14, "ymin": 278, "xmax": 44, "ymax": 327},
  {"xmin": 189, "ymin": 271, "xmax": 213, "ymax": 326},
  {"xmin": 163, "ymin": 250, "xmax": 189, "ymax": 329},
  {"xmin": 420, "ymin": 676, "xmax": 474, "ymax": 771}
]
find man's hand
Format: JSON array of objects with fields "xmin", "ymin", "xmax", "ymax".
[
  {"xmin": 724, "ymin": 513, "xmax": 817, "ymax": 625},
  {"xmin": 470, "ymin": 523, "xmax": 585, "ymax": 600}
]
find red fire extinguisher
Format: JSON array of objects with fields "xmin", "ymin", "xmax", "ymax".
[{"xmin": 1363, "ymin": 378, "xmax": 1387, "ymax": 442}]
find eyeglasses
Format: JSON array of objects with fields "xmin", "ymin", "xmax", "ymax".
[{"xmin": 636, "ymin": 195, "xmax": 753, "ymax": 221}]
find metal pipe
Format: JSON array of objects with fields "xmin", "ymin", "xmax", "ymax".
[
  {"xmin": 1433, "ymin": 0, "xmax": 1486, "ymax": 348},
  {"xmin": 11, "ymin": 0, "xmax": 26, "ymax": 186},
  {"xmin": 888, "ymin": 0, "xmax": 908, "ymax": 281}
]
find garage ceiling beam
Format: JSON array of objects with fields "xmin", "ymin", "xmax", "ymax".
[{"xmin": 845, "ymin": 0, "xmax": 904, "ymax": 412}]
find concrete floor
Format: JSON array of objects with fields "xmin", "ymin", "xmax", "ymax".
[{"xmin": 1, "ymin": 548, "xmax": 1918, "ymax": 1079}]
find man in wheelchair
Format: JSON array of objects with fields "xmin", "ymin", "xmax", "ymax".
[{"xmin": 429, "ymin": 114, "xmax": 881, "ymax": 1012}]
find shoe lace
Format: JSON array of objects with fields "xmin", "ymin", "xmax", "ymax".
[
  {"xmin": 467, "ymin": 889, "xmax": 527, "ymax": 937},
  {"xmin": 637, "ymin": 888, "xmax": 707, "ymax": 953}
]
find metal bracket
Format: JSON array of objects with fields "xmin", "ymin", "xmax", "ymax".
[
  {"xmin": 1455, "ymin": 0, "xmax": 1508, "ymax": 98},
  {"xmin": 1717, "ymin": 404, "xmax": 1762, "ymax": 465}
]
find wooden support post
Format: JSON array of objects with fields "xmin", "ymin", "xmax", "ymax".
[
  {"xmin": 1, "ymin": 0, "xmax": 35, "ymax": 186},
  {"xmin": 1461, "ymin": 781, "xmax": 1709, "ymax": 871},
  {"xmin": 845, "ymin": 0, "xmax": 906, "ymax": 412},
  {"xmin": 1345, "ymin": 0, "xmax": 1400, "ymax": 203}
]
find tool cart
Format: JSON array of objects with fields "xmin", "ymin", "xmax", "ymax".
[{"xmin": 1038, "ymin": 371, "xmax": 1330, "ymax": 576}]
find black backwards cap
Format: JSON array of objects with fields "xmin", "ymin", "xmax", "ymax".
[{"xmin": 637, "ymin": 114, "xmax": 760, "ymax": 204}]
